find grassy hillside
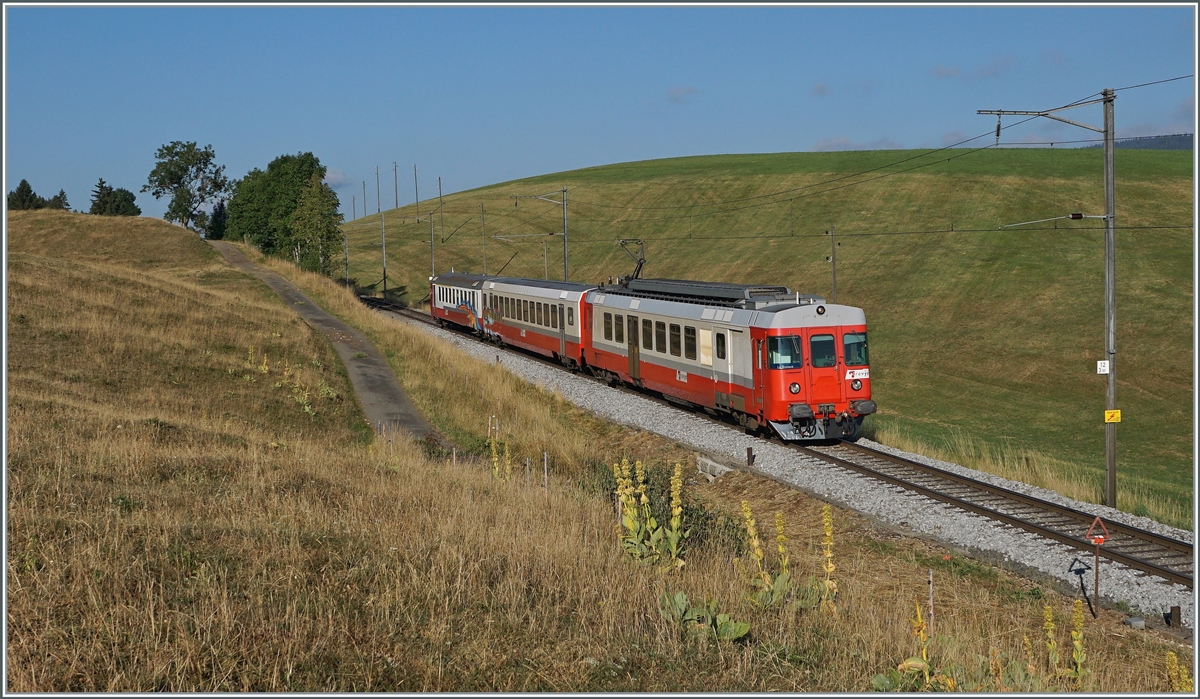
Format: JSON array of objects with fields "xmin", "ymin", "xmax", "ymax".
[
  {"xmin": 336, "ymin": 148, "xmax": 1193, "ymax": 527},
  {"xmin": 9, "ymin": 210, "xmax": 1190, "ymax": 691}
]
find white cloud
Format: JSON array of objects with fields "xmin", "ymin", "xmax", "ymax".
[
  {"xmin": 931, "ymin": 56, "xmax": 1016, "ymax": 80},
  {"xmin": 667, "ymin": 85, "xmax": 698, "ymax": 104},
  {"xmin": 323, "ymin": 167, "xmax": 354, "ymax": 189},
  {"xmin": 931, "ymin": 64, "xmax": 961, "ymax": 78},
  {"xmin": 941, "ymin": 130, "xmax": 969, "ymax": 147},
  {"xmin": 977, "ymin": 55, "xmax": 1016, "ymax": 78}
]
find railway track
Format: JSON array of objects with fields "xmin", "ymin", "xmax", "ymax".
[{"xmin": 360, "ymin": 295, "xmax": 1194, "ymax": 590}]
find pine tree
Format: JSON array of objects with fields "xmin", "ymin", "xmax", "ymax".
[
  {"xmin": 89, "ymin": 179, "xmax": 140, "ymax": 216},
  {"xmin": 205, "ymin": 199, "xmax": 228, "ymax": 239},
  {"xmin": 90, "ymin": 179, "xmax": 114, "ymax": 214},
  {"xmin": 7, "ymin": 180, "xmax": 46, "ymax": 210},
  {"xmin": 45, "ymin": 189, "xmax": 70, "ymax": 210}
]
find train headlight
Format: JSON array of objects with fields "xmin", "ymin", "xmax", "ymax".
[
  {"xmin": 816, "ymin": 305, "xmax": 826, "ymax": 315},
  {"xmin": 789, "ymin": 382, "xmax": 801, "ymax": 394},
  {"xmin": 851, "ymin": 379, "xmax": 862, "ymax": 391}
]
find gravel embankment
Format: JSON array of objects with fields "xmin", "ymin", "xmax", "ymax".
[{"xmin": 394, "ymin": 313, "xmax": 1194, "ymax": 625}]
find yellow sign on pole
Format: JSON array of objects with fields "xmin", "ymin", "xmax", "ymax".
[{"xmin": 1104, "ymin": 410, "xmax": 1121, "ymax": 423}]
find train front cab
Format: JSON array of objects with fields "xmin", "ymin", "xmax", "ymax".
[{"xmin": 759, "ymin": 306, "xmax": 876, "ymax": 441}]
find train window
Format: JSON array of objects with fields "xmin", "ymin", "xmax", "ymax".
[
  {"xmin": 551, "ymin": 304, "xmax": 558, "ymax": 329},
  {"xmin": 655, "ymin": 321, "xmax": 666, "ymax": 353},
  {"xmin": 810, "ymin": 334, "xmax": 836, "ymax": 368},
  {"xmin": 627, "ymin": 316, "xmax": 638, "ymax": 347},
  {"xmin": 684, "ymin": 326, "xmax": 697, "ymax": 360},
  {"xmin": 535, "ymin": 302, "xmax": 541, "ymax": 326},
  {"xmin": 768, "ymin": 336, "xmax": 804, "ymax": 370},
  {"xmin": 568, "ymin": 307, "xmax": 574, "ymax": 326},
  {"xmin": 669, "ymin": 324, "xmax": 681, "ymax": 356},
  {"xmin": 614, "ymin": 315, "xmax": 624, "ymax": 344},
  {"xmin": 603, "ymin": 312, "xmax": 613, "ymax": 341},
  {"xmin": 715, "ymin": 333, "xmax": 726, "ymax": 360},
  {"xmin": 642, "ymin": 319, "xmax": 653, "ymax": 350},
  {"xmin": 843, "ymin": 332, "xmax": 869, "ymax": 366}
]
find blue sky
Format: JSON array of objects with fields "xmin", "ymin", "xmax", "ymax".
[{"xmin": 4, "ymin": 4, "xmax": 1195, "ymax": 221}]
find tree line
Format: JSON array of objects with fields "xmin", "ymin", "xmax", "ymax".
[
  {"xmin": 7, "ymin": 177, "xmax": 142, "ymax": 216},
  {"xmin": 8, "ymin": 141, "xmax": 346, "ymax": 281},
  {"xmin": 139, "ymin": 141, "xmax": 344, "ymax": 277}
]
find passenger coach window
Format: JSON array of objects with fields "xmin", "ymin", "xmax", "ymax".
[
  {"xmin": 523, "ymin": 300, "xmax": 529, "ymax": 322},
  {"xmin": 810, "ymin": 334, "xmax": 836, "ymax": 368},
  {"xmin": 844, "ymin": 332, "xmax": 869, "ymax": 366},
  {"xmin": 568, "ymin": 307, "xmax": 574, "ymax": 326},
  {"xmin": 628, "ymin": 316, "xmax": 638, "ymax": 347},
  {"xmin": 614, "ymin": 315, "xmax": 624, "ymax": 344},
  {"xmin": 642, "ymin": 319, "xmax": 653, "ymax": 350},
  {"xmin": 604, "ymin": 312, "xmax": 613, "ymax": 341},
  {"xmin": 716, "ymin": 333, "xmax": 727, "ymax": 360},
  {"xmin": 655, "ymin": 321, "xmax": 667, "ymax": 353},
  {"xmin": 551, "ymin": 305, "xmax": 558, "ymax": 329},
  {"xmin": 684, "ymin": 327, "xmax": 697, "ymax": 360},
  {"xmin": 768, "ymin": 336, "xmax": 803, "ymax": 369},
  {"xmin": 536, "ymin": 302, "xmax": 543, "ymax": 326},
  {"xmin": 669, "ymin": 324, "xmax": 682, "ymax": 356}
]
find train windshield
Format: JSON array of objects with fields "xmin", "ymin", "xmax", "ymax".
[
  {"xmin": 810, "ymin": 334, "xmax": 836, "ymax": 368},
  {"xmin": 844, "ymin": 332, "xmax": 869, "ymax": 366},
  {"xmin": 768, "ymin": 336, "xmax": 803, "ymax": 369}
]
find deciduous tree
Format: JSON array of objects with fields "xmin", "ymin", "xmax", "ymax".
[
  {"xmin": 288, "ymin": 173, "xmax": 344, "ymax": 275},
  {"xmin": 142, "ymin": 141, "xmax": 228, "ymax": 230},
  {"xmin": 226, "ymin": 152, "xmax": 326, "ymax": 253}
]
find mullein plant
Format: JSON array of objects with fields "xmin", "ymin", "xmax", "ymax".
[
  {"xmin": 614, "ymin": 459, "xmax": 655, "ymax": 562},
  {"xmin": 1166, "ymin": 651, "xmax": 1194, "ymax": 692},
  {"xmin": 820, "ymin": 504, "xmax": 838, "ymax": 617},
  {"xmin": 1043, "ymin": 605, "xmax": 1059, "ymax": 676},
  {"xmin": 738, "ymin": 502, "xmax": 795, "ymax": 608},
  {"xmin": 1063, "ymin": 599, "xmax": 1089, "ymax": 689},
  {"xmin": 612, "ymin": 460, "xmax": 688, "ymax": 569},
  {"xmin": 660, "ymin": 463, "xmax": 689, "ymax": 571}
]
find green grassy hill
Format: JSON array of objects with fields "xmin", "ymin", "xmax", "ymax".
[{"xmin": 337, "ymin": 148, "xmax": 1193, "ymax": 527}]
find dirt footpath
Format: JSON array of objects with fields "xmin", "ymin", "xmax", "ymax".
[{"xmin": 209, "ymin": 241, "xmax": 441, "ymax": 445}]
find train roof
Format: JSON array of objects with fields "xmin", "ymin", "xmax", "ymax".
[
  {"xmin": 599, "ymin": 277, "xmax": 825, "ymax": 310},
  {"xmin": 431, "ymin": 272, "xmax": 595, "ymax": 293}
]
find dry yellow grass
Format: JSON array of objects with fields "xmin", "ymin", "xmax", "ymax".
[{"xmin": 6, "ymin": 210, "xmax": 1191, "ymax": 691}]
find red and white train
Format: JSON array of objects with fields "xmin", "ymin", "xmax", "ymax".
[{"xmin": 430, "ymin": 273, "xmax": 875, "ymax": 441}]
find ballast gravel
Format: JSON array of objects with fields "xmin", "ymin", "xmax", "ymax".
[{"xmin": 393, "ymin": 313, "xmax": 1194, "ymax": 626}]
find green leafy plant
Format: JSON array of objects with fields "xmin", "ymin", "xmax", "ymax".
[{"xmin": 659, "ymin": 591, "xmax": 750, "ymax": 642}]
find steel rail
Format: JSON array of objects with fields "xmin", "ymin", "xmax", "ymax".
[
  {"xmin": 832, "ymin": 442, "xmax": 1193, "ymax": 557},
  {"xmin": 796, "ymin": 443, "xmax": 1192, "ymax": 589}
]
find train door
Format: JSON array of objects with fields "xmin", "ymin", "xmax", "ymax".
[
  {"xmin": 806, "ymin": 329, "xmax": 844, "ymax": 414},
  {"xmin": 713, "ymin": 326, "xmax": 733, "ymax": 409},
  {"xmin": 558, "ymin": 304, "xmax": 566, "ymax": 357},
  {"xmin": 627, "ymin": 315, "xmax": 640, "ymax": 382},
  {"xmin": 753, "ymin": 338, "xmax": 766, "ymax": 410},
  {"xmin": 726, "ymin": 328, "xmax": 750, "ymax": 413}
]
